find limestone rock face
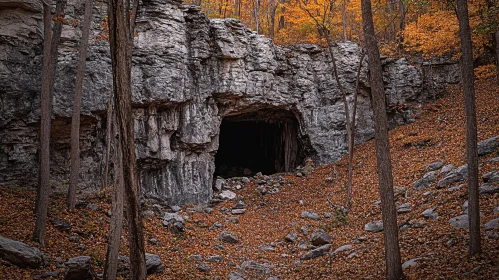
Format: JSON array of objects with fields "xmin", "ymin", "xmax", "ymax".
[{"xmin": 0, "ymin": 0, "xmax": 454, "ymax": 205}]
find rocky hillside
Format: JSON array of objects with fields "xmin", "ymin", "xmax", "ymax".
[
  {"xmin": 0, "ymin": 79, "xmax": 498, "ymax": 279},
  {"xmin": 0, "ymin": 0, "xmax": 460, "ymax": 205}
]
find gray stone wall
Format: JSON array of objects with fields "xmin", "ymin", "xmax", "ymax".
[{"xmin": 0, "ymin": 0, "xmax": 456, "ymax": 205}]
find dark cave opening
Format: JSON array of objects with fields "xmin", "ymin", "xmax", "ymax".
[{"xmin": 215, "ymin": 109, "xmax": 306, "ymax": 178}]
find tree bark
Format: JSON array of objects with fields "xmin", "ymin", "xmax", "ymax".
[
  {"xmin": 341, "ymin": 0, "xmax": 348, "ymax": 41},
  {"xmin": 103, "ymin": 123, "xmax": 124, "ymax": 280},
  {"xmin": 360, "ymin": 0, "xmax": 404, "ymax": 279},
  {"xmin": 33, "ymin": 0, "xmax": 68, "ymax": 246},
  {"xmin": 269, "ymin": 0, "xmax": 276, "ymax": 39},
  {"xmin": 103, "ymin": 95, "xmax": 113, "ymax": 190},
  {"xmin": 457, "ymin": 0, "xmax": 481, "ymax": 256},
  {"xmin": 255, "ymin": 0, "xmax": 260, "ymax": 33},
  {"xmin": 107, "ymin": 0, "xmax": 146, "ymax": 277},
  {"xmin": 495, "ymin": 30, "xmax": 499, "ymax": 85},
  {"xmin": 67, "ymin": 0, "xmax": 94, "ymax": 210},
  {"xmin": 398, "ymin": 0, "xmax": 405, "ymax": 45}
]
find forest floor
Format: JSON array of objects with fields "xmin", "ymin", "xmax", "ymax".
[{"xmin": 1, "ymin": 78, "xmax": 499, "ymax": 279}]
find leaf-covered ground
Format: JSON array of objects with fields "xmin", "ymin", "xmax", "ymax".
[{"xmin": 1, "ymin": 79, "xmax": 499, "ymax": 279}]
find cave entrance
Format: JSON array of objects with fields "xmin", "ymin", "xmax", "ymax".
[{"xmin": 215, "ymin": 109, "xmax": 305, "ymax": 178}]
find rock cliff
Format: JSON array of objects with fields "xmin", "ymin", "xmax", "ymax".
[{"xmin": 0, "ymin": 0, "xmax": 457, "ymax": 205}]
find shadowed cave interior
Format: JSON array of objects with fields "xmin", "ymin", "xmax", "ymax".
[{"xmin": 214, "ymin": 109, "xmax": 306, "ymax": 178}]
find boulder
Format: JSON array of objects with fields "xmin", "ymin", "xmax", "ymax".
[
  {"xmin": 479, "ymin": 184, "xmax": 499, "ymax": 196},
  {"xmin": 422, "ymin": 208, "xmax": 439, "ymax": 220},
  {"xmin": 310, "ymin": 230, "xmax": 332, "ymax": 246},
  {"xmin": 0, "ymin": 236, "xmax": 43, "ymax": 268},
  {"xmin": 301, "ymin": 244, "xmax": 331, "ymax": 260},
  {"xmin": 449, "ymin": 215, "xmax": 469, "ymax": 229},
  {"xmin": 484, "ymin": 218, "xmax": 499, "ymax": 231},
  {"xmin": 218, "ymin": 232, "xmax": 239, "ymax": 244},
  {"xmin": 439, "ymin": 164, "xmax": 454, "ymax": 177},
  {"xmin": 332, "ymin": 244, "xmax": 353, "ymax": 255},
  {"xmin": 145, "ymin": 253, "xmax": 164, "ymax": 274},
  {"xmin": 413, "ymin": 171, "xmax": 436, "ymax": 190},
  {"xmin": 482, "ymin": 171, "xmax": 499, "ymax": 183},
  {"xmin": 477, "ymin": 136, "xmax": 499, "ymax": 156},
  {"xmin": 397, "ymin": 203, "xmax": 412, "ymax": 214},
  {"xmin": 162, "ymin": 212, "xmax": 185, "ymax": 232},
  {"xmin": 428, "ymin": 161, "xmax": 445, "ymax": 171},
  {"xmin": 219, "ymin": 190, "xmax": 237, "ymax": 200},
  {"xmin": 64, "ymin": 256, "xmax": 95, "ymax": 280},
  {"xmin": 364, "ymin": 221, "xmax": 383, "ymax": 233}
]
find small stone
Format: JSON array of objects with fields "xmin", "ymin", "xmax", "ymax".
[
  {"xmin": 219, "ymin": 190, "xmax": 237, "ymax": 200},
  {"xmin": 206, "ymin": 255, "xmax": 223, "ymax": 262},
  {"xmin": 214, "ymin": 222, "xmax": 222, "ymax": 228},
  {"xmin": 422, "ymin": 208, "xmax": 439, "ymax": 220},
  {"xmin": 69, "ymin": 236, "xmax": 79, "ymax": 243},
  {"xmin": 446, "ymin": 239, "xmax": 457, "ymax": 246},
  {"xmin": 145, "ymin": 253, "xmax": 164, "ymax": 274},
  {"xmin": 301, "ymin": 211, "xmax": 320, "ymax": 220},
  {"xmin": 214, "ymin": 179, "xmax": 224, "ymax": 192},
  {"xmin": 482, "ymin": 171, "xmax": 499, "ymax": 183},
  {"xmin": 64, "ymin": 256, "xmax": 95, "ymax": 280},
  {"xmin": 218, "ymin": 232, "xmax": 239, "ymax": 244},
  {"xmin": 142, "ymin": 210, "xmax": 155, "ymax": 217},
  {"xmin": 428, "ymin": 161, "xmax": 445, "ymax": 171},
  {"xmin": 332, "ymin": 244, "xmax": 353, "ymax": 255},
  {"xmin": 285, "ymin": 233, "xmax": 297, "ymax": 242},
  {"xmin": 241, "ymin": 177, "xmax": 250, "ymax": 184},
  {"xmin": 230, "ymin": 217, "xmax": 239, "ymax": 224},
  {"xmin": 402, "ymin": 258, "xmax": 424, "ymax": 269},
  {"xmin": 310, "ymin": 230, "xmax": 332, "ymax": 246},
  {"xmin": 493, "ymin": 206, "xmax": 499, "ymax": 214},
  {"xmin": 77, "ymin": 244, "xmax": 86, "ymax": 250},
  {"xmin": 413, "ymin": 171, "xmax": 436, "ymax": 190},
  {"xmin": 51, "ymin": 219, "xmax": 71, "ymax": 232},
  {"xmin": 364, "ymin": 221, "xmax": 383, "ymax": 233},
  {"xmin": 396, "ymin": 203, "xmax": 412, "ymax": 214},
  {"xmin": 261, "ymin": 246, "xmax": 275, "ymax": 252},
  {"xmin": 301, "ymin": 244, "xmax": 331, "ymax": 260},
  {"xmin": 257, "ymin": 186, "xmax": 267, "ymax": 195},
  {"xmin": 255, "ymin": 179, "xmax": 266, "ymax": 185},
  {"xmin": 484, "ymin": 218, "xmax": 499, "ymax": 231},
  {"xmin": 171, "ymin": 205, "xmax": 181, "ymax": 212},
  {"xmin": 477, "ymin": 136, "xmax": 499, "ymax": 156},
  {"xmin": 197, "ymin": 262, "xmax": 211, "ymax": 272},
  {"xmin": 487, "ymin": 231, "xmax": 499, "ymax": 239},
  {"xmin": 86, "ymin": 204, "xmax": 99, "ymax": 211},
  {"xmin": 489, "ymin": 157, "xmax": 499, "ymax": 162},
  {"xmin": 228, "ymin": 271, "xmax": 245, "ymax": 280},
  {"xmin": 448, "ymin": 184, "xmax": 463, "ymax": 192},
  {"xmin": 479, "ymin": 184, "xmax": 499, "ymax": 195},
  {"xmin": 204, "ymin": 207, "xmax": 213, "ymax": 214},
  {"xmin": 231, "ymin": 209, "xmax": 246, "ymax": 215},
  {"xmin": 439, "ymin": 164, "xmax": 454, "ymax": 177},
  {"xmin": 36, "ymin": 271, "xmax": 59, "ymax": 278},
  {"xmin": 232, "ymin": 200, "xmax": 246, "ymax": 209},
  {"xmin": 189, "ymin": 254, "xmax": 203, "ymax": 261},
  {"xmin": 449, "ymin": 215, "xmax": 469, "ymax": 229},
  {"xmin": 300, "ymin": 226, "xmax": 309, "ymax": 235},
  {"xmin": 149, "ymin": 238, "xmax": 158, "ymax": 245}
]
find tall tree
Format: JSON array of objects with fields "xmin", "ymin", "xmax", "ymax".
[
  {"xmin": 107, "ymin": 0, "xmax": 147, "ymax": 278},
  {"xmin": 103, "ymin": 124, "xmax": 125, "ymax": 280},
  {"xmin": 456, "ymin": 0, "xmax": 481, "ymax": 256},
  {"xmin": 360, "ymin": 0, "xmax": 404, "ymax": 279},
  {"xmin": 67, "ymin": 0, "xmax": 94, "ymax": 209},
  {"xmin": 34, "ymin": 0, "xmax": 68, "ymax": 246}
]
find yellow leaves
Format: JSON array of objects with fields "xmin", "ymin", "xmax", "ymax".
[{"xmin": 474, "ymin": 64, "xmax": 497, "ymax": 80}]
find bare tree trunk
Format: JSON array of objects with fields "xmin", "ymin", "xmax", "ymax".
[
  {"xmin": 346, "ymin": 51, "xmax": 365, "ymax": 208},
  {"xmin": 269, "ymin": 0, "xmax": 276, "ymax": 39},
  {"xmin": 457, "ymin": 0, "xmax": 481, "ymax": 256},
  {"xmin": 67, "ymin": 0, "xmax": 94, "ymax": 210},
  {"xmin": 341, "ymin": 0, "xmax": 347, "ymax": 41},
  {"xmin": 398, "ymin": 0, "xmax": 405, "ymax": 46},
  {"xmin": 34, "ymin": 0, "xmax": 68, "ymax": 246},
  {"xmin": 360, "ymin": 0, "xmax": 404, "ymax": 279},
  {"xmin": 103, "ymin": 124, "xmax": 124, "ymax": 280},
  {"xmin": 255, "ymin": 0, "xmax": 260, "ymax": 33},
  {"xmin": 103, "ymin": 95, "xmax": 113, "ymax": 190},
  {"xmin": 495, "ymin": 30, "xmax": 499, "ymax": 85},
  {"xmin": 107, "ymin": 0, "xmax": 146, "ymax": 277}
]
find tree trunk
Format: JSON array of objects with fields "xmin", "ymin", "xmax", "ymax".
[
  {"xmin": 346, "ymin": 51, "xmax": 365, "ymax": 208},
  {"xmin": 67, "ymin": 0, "xmax": 94, "ymax": 210},
  {"xmin": 255, "ymin": 0, "xmax": 260, "ymax": 33},
  {"xmin": 103, "ymin": 123, "xmax": 124, "ymax": 280},
  {"xmin": 398, "ymin": 0, "xmax": 405, "ymax": 46},
  {"xmin": 103, "ymin": 95, "xmax": 113, "ymax": 190},
  {"xmin": 107, "ymin": 0, "xmax": 146, "ymax": 277},
  {"xmin": 457, "ymin": 0, "xmax": 481, "ymax": 256},
  {"xmin": 269, "ymin": 0, "xmax": 276, "ymax": 39},
  {"xmin": 341, "ymin": 0, "xmax": 347, "ymax": 41},
  {"xmin": 34, "ymin": 0, "xmax": 68, "ymax": 246},
  {"xmin": 360, "ymin": 0, "xmax": 404, "ymax": 279},
  {"xmin": 495, "ymin": 30, "xmax": 499, "ymax": 85}
]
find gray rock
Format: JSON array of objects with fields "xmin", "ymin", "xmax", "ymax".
[
  {"xmin": 484, "ymin": 218, "xmax": 499, "ymax": 231},
  {"xmin": 422, "ymin": 208, "xmax": 439, "ymax": 220},
  {"xmin": 228, "ymin": 271, "xmax": 245, "ymax": 280},
  {"xmin": 189, "ymin": 254, "xmax": 203, "ymax": 261},
  {"xmin": 490, "ymin": 157, "xmax": 499, "ymax": 163},
  {"xmin": 437, "ymin": 165, "xmax": 467, "ymax": 188},
  {"xmin": 396, "ymin": 203, "xmax": 412, "ymax": 214},
  {"xmin": 449, "ymin": 215, "xmax": 469, "ymax": 229},
  {"xmin": 51, "ymin": 219, "xmax": 72, "ymax": 232},
  {"xmin": 402, "ymin": 258, "xmax": 424, "ymax": 269},
  {"xmin": 447, "ymin": 184, "xmax": 463, "ymax": 192},
  {"xmin": 143, "ymin": 210, "xmax": 155, "ymax": 217},
  {"xmin": 162, "ymin": 212, "xmax": 185, "ymax": 232},
  {"xmin": 428, "ymin": 161, "xmax": 445, "ymax": 171},
  {"xmin": 206, "ymin": 255, "xmax": 224, "ymax": 262},
  {"xmin": 214, "ymin": 179, "xmax": 225, "ymax": 192},
  {"xmin": 479, "ymin": 184, "xmax": 499, "ymax": 195},
  {"xmin": 219, "ymin": 232, "xmax": 239, "ymax": 244},
  {"xmin": 310, "ymin": 230, "xmax": 332, "ymax": 246},
  {"xmin": 301, "ymin": 244, "xmax": 331, "ymax": 260},
  {"xmin": 487, "ymin": 231, "xmax": 499, "ymax": 239},
  {"xmin": 284, "ymin": 233, "xmax": 297, "ymax": 242},
  {"xmin": 462, "ymin": 200, "xmax": 469, "ymax": 212},
  {"xmin": 64, "ymin": 256, "xmax": 94, "ymax": 280},
  {"xmin": 214, "ymin": 222, "xmax": 223, "ymax": 228},
  {"xmin": 241, "ymin": 177, "xmax": 250, "ymax": 184},
  {"xmin": 364, "ymin": 221, "xmax": 383, "ymax": 233},
  {"xmin": 332, "ymin": 244, "xmax": 353, "ymax": 255},
  {"xmin": 219, "ymin": 190, "xmax": 237, "ymax": 200},
  {"xmin": 232, "ymin": 200, "xmax": 247, "ymax": 209},
  {"xmin": 204, "ymin": 207, "xmax": 213, "ymax": 214},
  {"xmin": 145, "ymin": 253, "xmax": 164, "ymax": 274},
  {"xmin": 477, "ymin": 136, "xmax": 499, "ymax": 156},
  {"xmin": 493, "ymin": 206, "xmax": 499, "ymax": 214},
  {"xmin": 482, "ymin": 171, "xmax": 499, "ymax": 183},
  {"xmin": 231, "ymin": 209, "xmax": 246, "ymax": 215},
  {"xmin": 439, "ymin": 164, "xmax": 454, "ymax": 177},
  {"xmin": 197, "ymin": 262, "xmax": 211, "ymax": 273},
  {"xmin": 301, "ymin": 211, "xmax": 320, "ymax": 220},
  {"xmin": 0, "ymin": 236, "xmax": 43, "ymax": 268},
  {"xmin": 240, "ymin": 260, "xmax": 272, "ymax": 275},
  {"xmin": 86, "ymin": 204, "xmax": 99, "ymax": 211},
  {"xmin": 36, "ymin": 271, "xmax": 60, "ymax": 278},
  {"xmin": 170, "ymin": 205, "xmax": 181, "ymax": 212},
  {"xmin": 413, "ymin": 171, "xmax": 436, "ymax": 190}
]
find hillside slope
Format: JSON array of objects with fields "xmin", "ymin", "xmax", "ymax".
[{"xmin": 0, "ymin": 79, "xmax": 498, "ymax": 279}]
